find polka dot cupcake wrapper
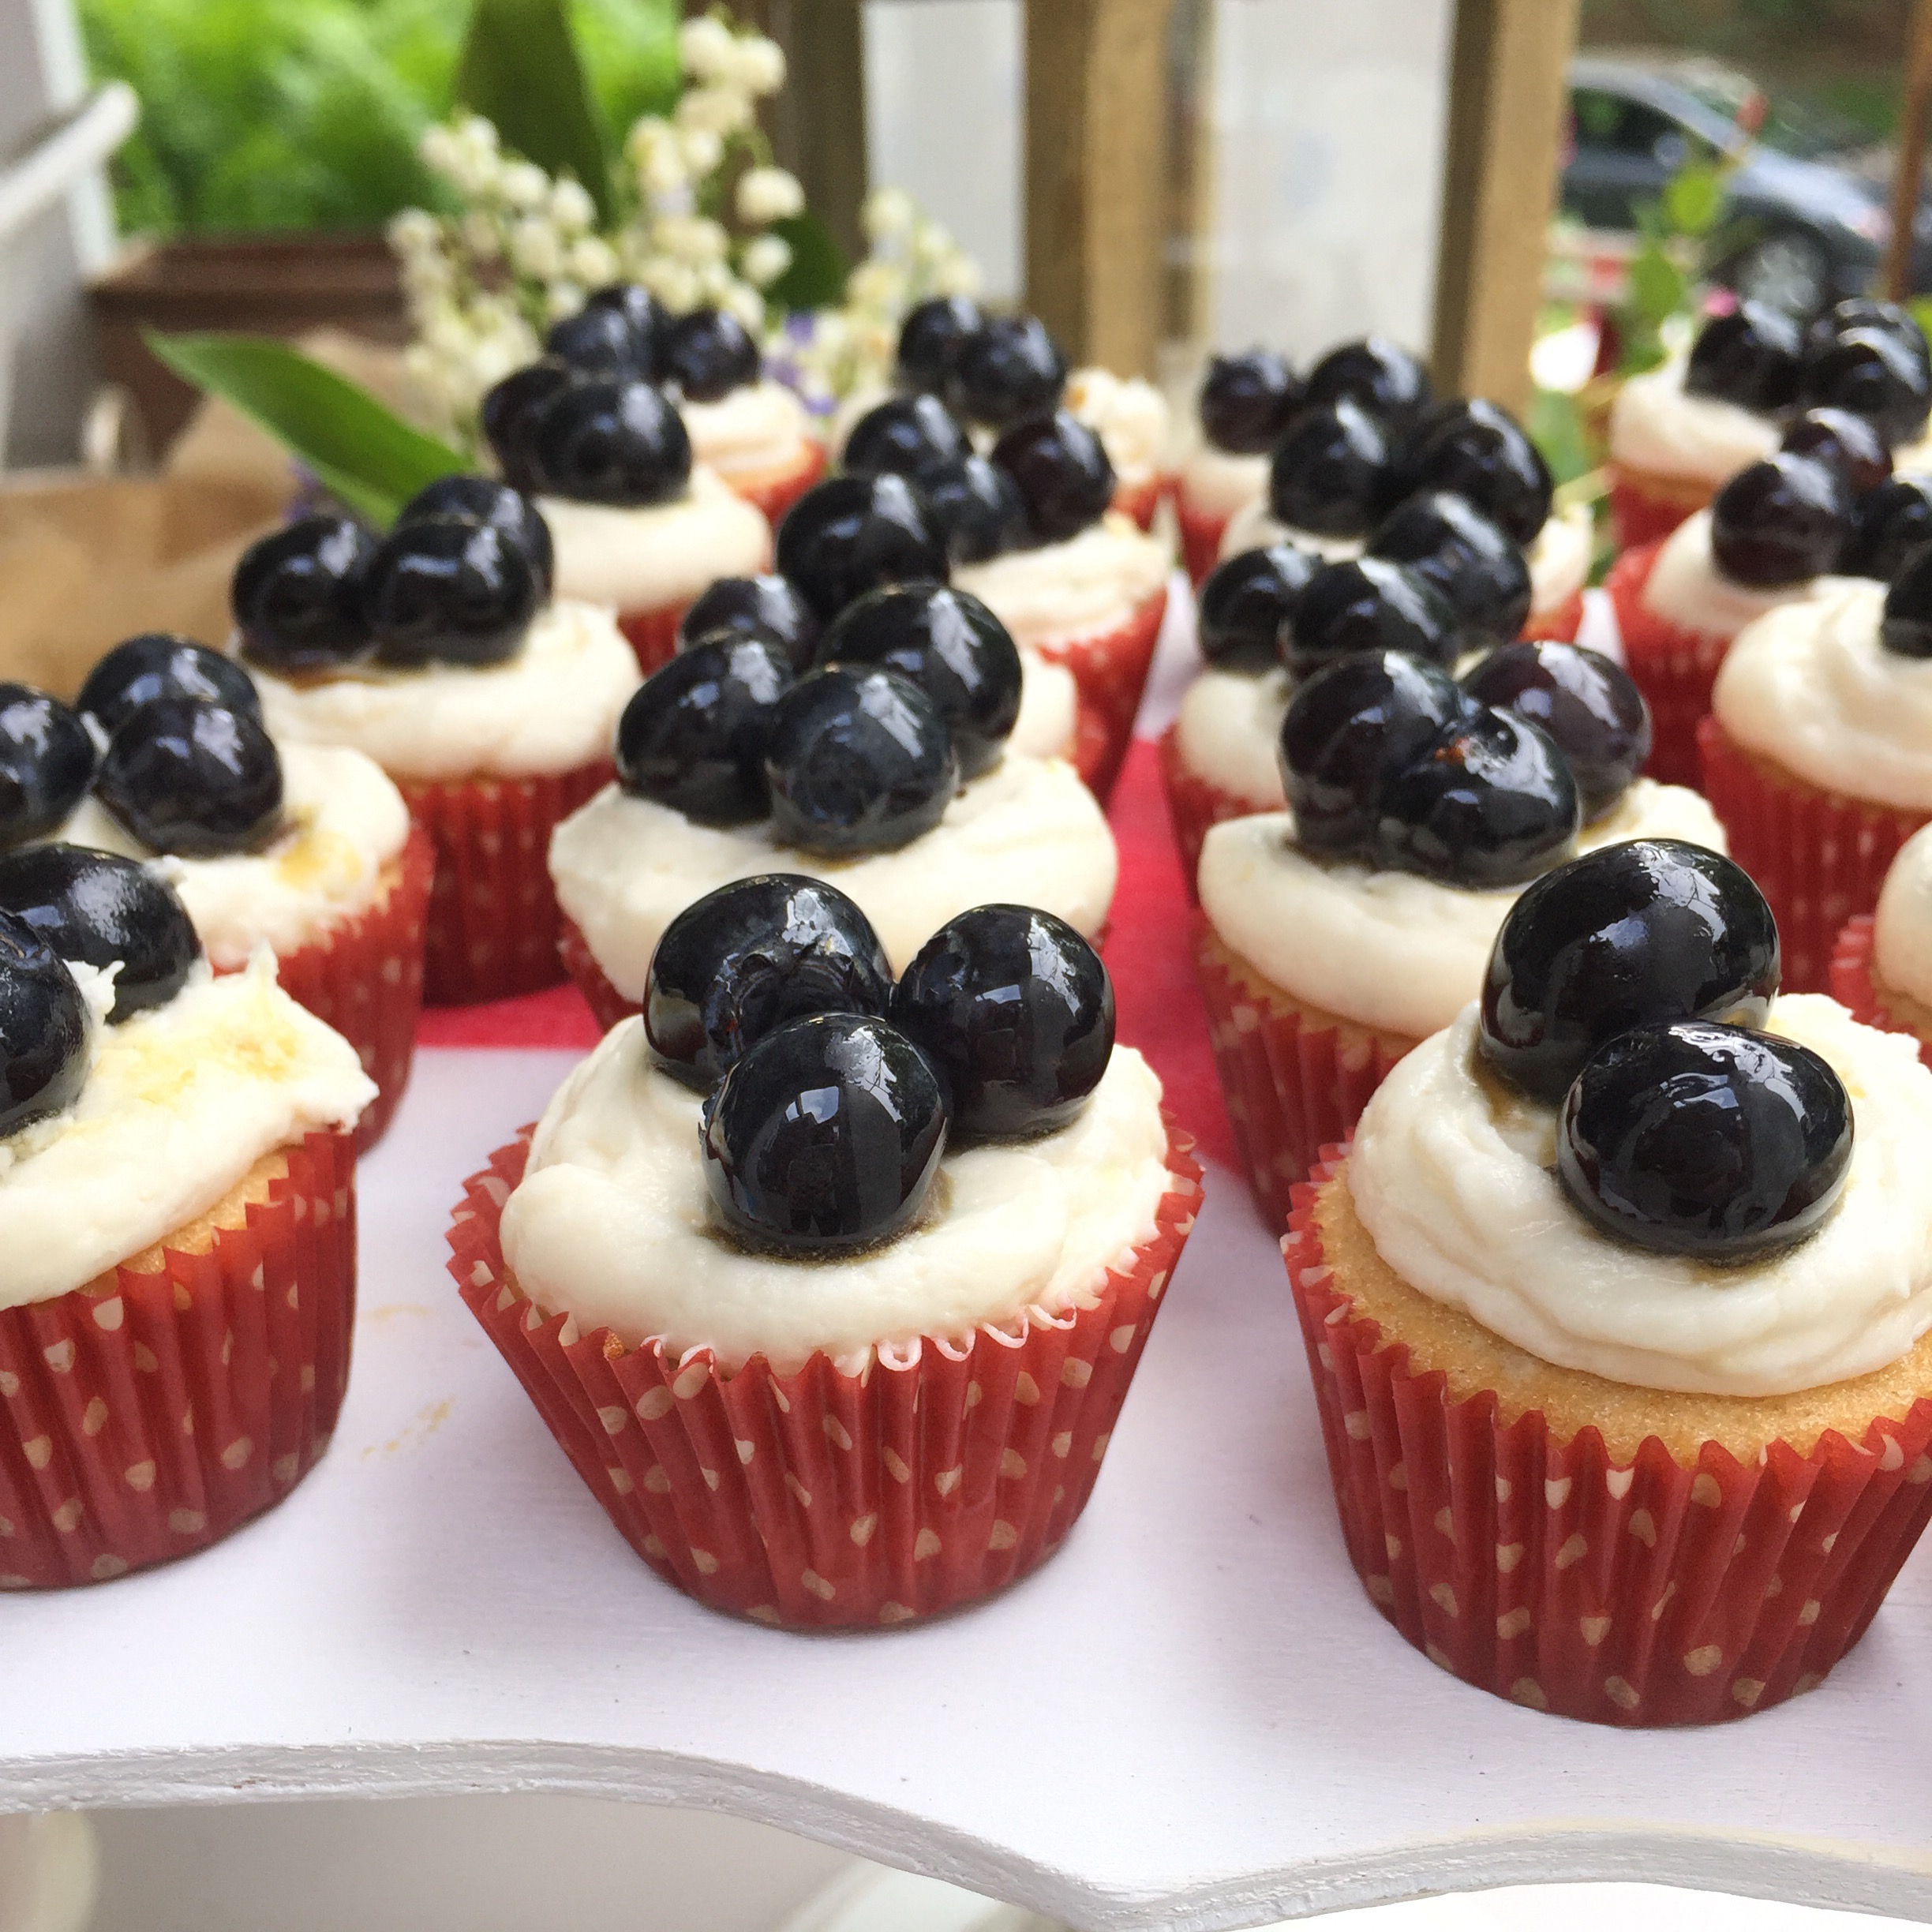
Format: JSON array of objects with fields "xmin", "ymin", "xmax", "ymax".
[
  {"xmin": 557, "ymin": 914, "xmax": 638, "ymax": 1035},
  {"xmin": 1039, "ymin": 586, "xmax": 1169, "ymax": 804},
  {"xmin": 1830, "ymin": 916, "xmax": 1932, "ymax": 1070},
  {"xmin": 1699, "ymin": 717, "xmax": 1928, "ymax": 994},
  {"xmin": 1605, "ymin": 542, "xmax": 1733, "ymax": 791},
  {"xmin": 616, "ymin": 604, "xmax": 690, "ymax": 678},
  {"xmin": 723, "ymin": 441, "xmax": 826, "ymax": 530},
  {"xmin": 447, "ymin": 1125, "xmax": 1204, "ymax": 1631},
  {"xmin": 1156, "ymin": 725, "xmax": 1271, "ymax": 904},
  {"xmin": 0, "ymin": 1129, "xmax": 358, "ymax": 1591},
  {"xmin": 1178, "ymin": 498, "xmax": 1234, "ymax": 587},
  {"xmin": 402, "ymin": 762, "xmax": 612, "ymax": 1008},
  {"xmin": 1608, "ymin": 466, "xmax": 1713, "ymax": 552},
  {"xmin": 1284, "ymin": 1151, "xmax": 1932, "ymax": 1727}
]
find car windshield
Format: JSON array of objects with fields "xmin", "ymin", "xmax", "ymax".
[{"xmin": 1682, "ymin": 77, "xmax": 1870, "ymax": 159}]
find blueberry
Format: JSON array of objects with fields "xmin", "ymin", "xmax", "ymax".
[
  {"xmin": 1477, "ymin": 838, "xmax": 1780, "ymax": 1103},
  {"xmin": 774, "ymin": 474, "xmax": 949, "ymax": 621},
  {"xmin": 1368, "ymin": 490, "xmax": 1532, "ymax": 644},
  {"xmin": 0, "ymin": 845, "xmax": 200, "ymax": 1022},
  {"xmin": 1198, "ymin": 350, "xmax": 1301, "ymax": 455},
  {"xmin": 1197, "ymin": 544, "xmax": 1322, "ymax": 672},
  {"xmin": 1267, "ymin": 399, "xmax": 1391, "ymax": 537},
  {"xmin": 0, "ymin": 687, "xmax": 93, "ymax": 852},
  {"xmin": 396, "ymin": 476, "xmax": 555, "ymax": 596},
  {"xmin": 362, "ymin": 516, "xmax": 539, "ymax": 669},
  {"xmin": 679, "ymin": 575, "xmax": 820, "ymax": 672},
  {"xmin": 844, "ymin": 393, "xmax": 968, "ymax": 482},
  {"xmin": 582, "ymin": 283, "xmax": 666, "ymax": 376},
  {"xmin": 898, "ymin": 294, "xmax": 985, "ymax": 395},
  {"xmin": 646, "ymin": 874, "xmax": 893, "ymax": 1090},
  {"xmin": 1387, "ymin": 399, "xmax": 1552, "ymax": 547},
  {"xmin": 480, "ymin": 360, "xmax": 575, "ymax": 491},
  {"xmin": 1709, "ymin": 453, "xmax": 1850, "ymax": 588},
  {"xmin": 915, "ymin": 453, "xmax": 1028, "ymax": 564},
  {"xmin": 1301, "ymin": 336, "xmax": 1432, "ymax": 431},
  {"xmin": 947, "ymin": 315, "xmax": 1067, "ymax": 430},
  {"xmin": 232, "ymin": 516, "xmax": 376, "ymax": 672},
  {"xmin": 1880, "ymin": 542, "xmax": 1932, "ymax": 657},
  {"xmin": 817, "ymin": 582, "xmax": 1020, "ymax": 780},
  {"xmin": 1683, "ymin": 302, "xmax": 1803, "ymax": 412},
  {"xmin": 701, "ymin": 1013, "xmax": 948, "ymax": 1256},
  {"xmin": 1780, "ymin": 406, "xmax": 1891, "ymax": 498},
  {"xmin": 530, "ymin": 377, "xmax": 692, "ymax": 505},
  {"xmin": 1802, "ymin": 328, "xmax": 1932, "ymax": 447},
  {"xmin": 1285, "ymin": 558, "xmax": 1460, "ymax": 679},
  {"xmin": 615, "ymin": 636, "xmax": 793, "ymax": 825},
  {"xmin": 95, "ymin": 699, "xmax": 283, "ymax": 859},
  {"xmin": 893, "ymin": 905, "xmax": 1113, "ymax": 1141},
  {"xmin": 766, "ymin": 666, "xmax": 959, "ymax": 856},
  {"xmin": 0, "ymin": 909, "xmax": 87, "ymax": 1136},
  {"xmin": 79, "ymin": 635, "xmax": 263, "ymax": 739},
  {"xmin": 1278, "ymin": 650, "xmax": 1473, "ymax": 856},
  {"xmin": 1557, "ymin": 1020, "xmax": 1852, "ymax": 1261},
  {"xmin": 545, "ymin": 303, "xmax": 651, "ymax": 379},
  {"xmin": 1847, "ymin": 474, "xmax": 1932, "ymax": 582},
  {"xmin": 991, "ymin": 410, "xmax": 1115, "ymax": 543},
  {"xmin": 1460, "ymin": 642, "xmax": 1650, "ymax": 822},
  {"xmin": 663, "ymin": 306, "xmax": 762, "ymax": 402},
  {"xmin": 1807, "ymin": 297, "xmax": 1930, "ymax": 373}
]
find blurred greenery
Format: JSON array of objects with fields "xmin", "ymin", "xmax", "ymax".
[{"xmin": 80, "ymin": 0, "xmax": 680, "ymax": 236}]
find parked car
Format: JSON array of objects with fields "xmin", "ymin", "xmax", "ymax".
[{"xmin": 1563, "ymin": 52, "xmax": 1931, "ymax": 315}]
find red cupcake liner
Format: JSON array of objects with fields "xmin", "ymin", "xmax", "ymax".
[
  {"xmin": 400, "ymin": 762, "xmax": 613, "ymax": 1007},
  {"xmin": 0, "ymin": 1129, "xmax": 358, "ymax": 1590},
  {"xmin": 1524, "ymin": 587, "xmax": 1584, "ymax": 643},
  {"xmin": 1038, "ymin": 587, "xmax": 1169, "ymax": 803},
  {"xmin": 448, "ymin": 1126, "xmax": 1204, "ymax": 1629},
  {"xmin": 1178, "ymin": 499, "xmax": 1234, "ymax": 586},
  {"xmin": 1605, "ymin": 541, "xmax": 1733, "ymax": 788},
  {"xmin": 1699, "ymin": 717, "xmax": 1928, "ymax": 994},
  {"xmin": 724, "ymin": 441, "xmax": 826, "ymax": 530},
  {"xmin": 1113, "ymin": 474, "xmax": 1166, "ymax": 533},
  {"xmin": 1156, "ymin": 724, "xmax": 1273, "ymax": 904},
  {"xmin": 558, "ymin": 913, "xmax": 638, "ymax": 1033},
  {"xmin": 1194, "ymin": 925, "xmax": 1413, "ymax": 1237},
  {"xmin": 1830, "ymin": 915, "xmax": 1932, "ymax": 1070},
  {"xmin": 1284, "ymin": 1151, "xmax": 1932, "ymax": 1726},
  {"xmin": 1608, "ymin": 469, "xmax": 1712, "ymax": 552},
  {"xmin": 616, "ymin": 605, "xmax": 689, "ymax": 677}
]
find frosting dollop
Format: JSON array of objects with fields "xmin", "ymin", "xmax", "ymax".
[
  {"xmin": 540, "ymin": 466, "xmax": 770, "ymax": 611},
  {"xmin": 1174, "ymin": 665, "xmax": 1291, "ymax": 809},
  {"xmin": 953, "ymin": 513, "xmax": 1170, "ymax": 647},
  {"xmin": 679, "ymin": 380, "xmax": 815, "ymax": 483},
  {"xmin": 1640, "ymin": 507, "xmax": 1852, "ymax": 638},
  {"xmin": 1178, "ymin": 444, "xmax": 1269, "ymax": 519},
  {"xmin": 1608, "ymin": 357, "xmax": 1783, "ymax": 483},
  {"xmin": 1874, "ymin": 822, "xmax": 1932, "ymax": 1008},
  {"xmin": 1065, "ymin": 367, "xmax": 1170, "ymax": 485}
]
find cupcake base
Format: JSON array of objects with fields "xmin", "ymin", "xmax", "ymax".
[
  {"xmin": 1040, "ymin": 587, "xmax": 1170, "ymax": 802},
  {"xmin": 558, "ymin": 913, "xmax": 638, "ymax": 1034},
  {"xmin": 1606, "ymin": 542, "xmax": 1729, "ymax": 789},
  {"xmin": 1284, "ymin": 1157, "xmax": 1932, "ymax": 1727},
  {"xmin": 0, "ymin": 1129, "xmax": 358, "ymax": 1590},
  {"xmin": 448, "ymin": 1126, "xmax": 1203, "ymax": 1630},
  {"xmin": 1698, "ymin": 718, "xmax": 1928, "ymax": 994},
  {"xmin": 1609, "ymin": 464, "xmax": 1713, "ymax": 552},
  {"xmin": 1178, "ymin": 499, "xmax": 1233, "ymax": 587},
  {"xmin": 1113, "ymin": 474, "xmax": 1166, "ymax": 534},
  {"xmin": 616, "ymin": 605, "xmax": 689, "ymax": 677},
  {"xmin": 1830, "ymin": 916, "xmax": 1932, "ymax": 1070},
  {"xmin": 1158, "ymin": 725, "xmax": 1273, "ymax": 903},
  {"xmin": 1525, "ymin": 588, "xmax": 1585, "ymax": 644},
  {"xmin": 720, "ymin": 440, "xmax": 826, "ymax": 530}
]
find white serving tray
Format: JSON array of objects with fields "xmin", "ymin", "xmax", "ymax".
[{"xmin": 3, "ymin": 1047, "xmax": 1930, "ymax": 1931}]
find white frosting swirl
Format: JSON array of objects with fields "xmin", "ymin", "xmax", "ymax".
[
  {"xmin": 252, "ymin": 598, "xmax": 638, "ymax": 782},
  {"xmin": 1174, "ymin": 665, "xmax": 1290, "ymax": 810},
  {"xmin": 1178, "ymin": 444, "xmax": 1268, "ymax": 519},
  {"xmin": 1639, "ymin": 508, "xmax": 1853, "ymax": 638},
  {"xmin": 679, "ymin": 380, "xmax": 817, "ymax": 482},
  {"xmin": 499, "ymin": 1031, "xmax": 1174, "ymax": 1372},
  {"xmin": 953, "ymin": 514, "xmax": 1170, "ymax": 648},
  {"xmin": 1012, "ymin": 650, "xmax": 1078, "ymax": 760},
  {"xmin": 1608, "ymin": 357, "xmax": 1783, "ymax": 482},
  {"xmin": 1065, "ymin": 368, "xmax": 1171, "ymax": 485},
  {"xmin": 1198, "ymin": 782, "xmax": 1728, "ymax": 1039},
  {"xmin": 1350, "ymin": 998, "xmax": 1932, "ymax": 1397},
  {"xmin": 1712, "ymin": 580, "xmax": 1932, "ymax": 811},
  {"xmin": 1216, "ymin": 498, "xmax": 1364, "ymax": 566},
  {"xmin": 550, "ymin": 751, "xmax": 1118, "ymax": 998},
  {"xmin": 1874, "ymin": 822, "xmax": 1932, "ymax": 1009},
  {"xmin": 541, "ymin": 466, "xmax": 770, "ymax": 612},
  {"xmin": 0, "ymin": 953, "xmax": 375, "ymax": 1309}
]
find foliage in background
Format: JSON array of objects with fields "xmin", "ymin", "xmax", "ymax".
[{"xmin": 1613, "ymin": 155, "xmax": 1733, "ymax": 373}]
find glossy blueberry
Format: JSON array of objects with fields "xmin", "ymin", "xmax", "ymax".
[
  {"xmin": 582, "ymin": 283, "xmax": 667, "ymax": 374},
  {"xmin": 529, "ymin": 376, "xmax": 692, "ymax": 505},
  {"xmin": 1709, "ymin": 453, "xmax": 1851, "ymax": 588},
  {"xmin": 480, "ymin": 359, "xmax": 575, "ymax": 491},
  {"xmin": 1301, "ymin": 336, "xmax": 1432, "ymax": 431},
  {"xmin": 663, "ymin": 306, "xmax": 762, "ymax": 402},
  {"xmin": 679, "ymin": 575, "xmax": 821, "ymax": 672},
  {"xmin": 893, "ymin": 905, "xmax": 1114, "ymax": 1142},
  {"xmin": 545, "ymin": 302, "xmax": 651, "ymax": 378},
  {"xmin": 1780, "ymin": 406, "xmax": 1892, "ymax": 498},
  {"xmin": 915, "ymin": 453, "xmax": 1029, "ymax": 564},
  {"xmin": 774, "ymin": 474, "xmax": 949, "ymax": 621},
  {"xmin": 361, "ymin": 516, "xmax": 539, "ymax": 668},
  {"xmin": 897, "ymin": 294, "xmax": 985, "ymax": 394},
  {"xmin": 991, "ymin": 410, "xmax": 1114, "ymax": 543},
  {"xmin": 1368, "ymin": 490, "xmax": 1531, "ymax": 644},
  {"xmin": 1879, "ymin": 541, "xmax": 1932, "ymax": 657},
  {"xmin": 817, "ymin": 582, "xmax": 1020, "ymax": 780},
  {"xmin": 1267, "ymin": 399, "xmax": 1391, "ymax": 537},
  {"xmin": 765, "ymin": 666, "xmax": 959, "ymax": 856},
  {"xmin": 1683, "ymin": 301, "xmax": 1804, "ymax": 412},
  {"xmin": 232, "ymin": 516, "xmax": 377, "ymax": 672},
  {"xmin": 1278, "ymin": 650, "xmax": 1474, "ymax": 856},
  {"xmin": 1807, "ymin": 298, "xmax": 1931, "ymax": 373},
  {"xmin": 842, "ymin": 394, "xmax": 968, "ymax": 481},
  {"xmin": 0, "ymin": 687, "xmax": 92, "ymax": 853},
  {"xmin": 78, "ymin": 634, "xmax": 263, "ymax": 739},
  {"xmin": 1557, "ymin": 1020, "xmax": 1852, "ymax": 1261},
  {"xmin": 615, "ymin": 635, "xmax": 793, "ymax": 825},
  {"xmin": 701, "ymin": 1013, "xmax": 948, "ymax": 1256},
  {"xmin": 646, "ymin": 874, "xmax": 895, "ymax": 1091},
  {"xmin": 1387, "ymin": 399, "xmax": 1552, "ymax": 547},
  {"xmin": 1845, "ymin": 474, "xmax": 1932, "ymax": 581},
  {"xmin": 1477, "ymin": 838, "xmax": 1780, "ymax": 1103},
  {"xmin": 95, "ymin": 699, "xmax": 283, "ymax": 859},
  {"xmin": 0, "ymin": 844, "xmax": 200, "ymax": 1022},
  {"xmin": 946, "ymin": 314, "xmax": 1067, "ymax": 430},
  {"xmin": 1198, "ymin": 350, "xmax": 1301, "ymax": 455},
  {"xmin": 1460, "ymin": 642, "xmax": 1650, "ymax": 822},
  {"xmin": 0, "ymin": 909, "xmax": 87, "ymax": 1136},
  {"xmin": 1801, "ymin": 328, "xmax": 1932, "ymax": 446},
  {"xmin": 1196, "ymin": 545, "xmax": 1322, "ymax": 672},
  {"xmin": 1285, "ymin": 558, "xmax": 1460, "ymax": 678},
  {"xmin": 396, "ymin": 475, "xmax": 554, "ymax": 595}
]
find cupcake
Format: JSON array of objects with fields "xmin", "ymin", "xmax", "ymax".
[
  {"xmin": 1195, "ymin": 646, "xmax": 1724, "ymax": 1230},
  {"xmin": 0, "ymin": 861, "xmax": 373, "ymax": 1589},
  {"xmin": 1286, "ymin": 837, "xmax": 1932, "ymax": 1725},
  {"xmin": 232, "ymin": 479, "xmax": 638, "ymax": 1006},
  {"xmin": 1175, "ymin": 350, "xmax": 1302, "ymax": 582},
  {"xmin": 551, "ymin": 575, "xmax": 1116, "ymax": 1031},
  {"xmin": 1061, "ymin": 365, "xmax": 1172, "ymax": 530},
  {"xmin": 1833, "ymin": 824, "xmax": 1932, "ymax": 1069},
  {"xmin": 451, "ymin": 882, "xmax": 1200, "ymax": 1628}
]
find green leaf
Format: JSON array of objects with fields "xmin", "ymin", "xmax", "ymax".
[
  {"xmin": 1628, "ymin": 247, "xmax": 1687, "ymax": 328},
  {"xmin": 1526, "ymin": 386, "xmax": 1591, "ymax": 489},
  {"xmin": 1663, "ymin": 163, "xmax": 1724, "ymax": 238},
  {"xmin": 455, "ymin": 0, "xmax": 614, "ymax": 224},
  {"xmin": 144, "ymin": 330, "xmax": 467, "ymax": 526},
  {"xmin": 765, "ymin": 212, "xmax": 849, "ymax": 313}
]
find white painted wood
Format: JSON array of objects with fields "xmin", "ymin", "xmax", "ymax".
[{"xmin": 1, "ymin": 1047, "xmax": 1930, "ymax": 1931}]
